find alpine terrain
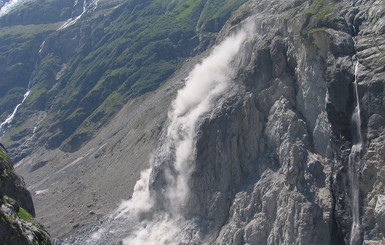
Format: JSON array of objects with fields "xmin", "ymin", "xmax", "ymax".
[
  {"xmin": 0, "ymin": 0, "xmax": 384, "ymax": 244},
  {"xmin": 0, "ymin": 144, "xmax": 51, "ymax": 244}
]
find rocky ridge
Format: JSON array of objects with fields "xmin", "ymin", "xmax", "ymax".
[{"xmin": 0, "ymin": 144, "xmax": 51, "ymax": 244}]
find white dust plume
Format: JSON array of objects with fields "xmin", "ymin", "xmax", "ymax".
[{"xmin": 65, "ymin": 23, "xmax": 252, "ymax": 245}]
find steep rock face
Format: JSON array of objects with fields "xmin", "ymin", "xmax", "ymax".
[
  {"xmin": 0, "ymin": 144, "xmax": 35, "ymax": 216},
  {"xmin": 180, "ymin": 0, "xmax": 385, "ymax": 244},
  {"xmin": 0, "ymin": 144, "xmax": 51, "ymax": 244},
  {"xmin": 353, "ymin": 0, "xmax": 385, "ymax": 243}
]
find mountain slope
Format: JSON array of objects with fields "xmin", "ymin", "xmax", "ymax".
[
  {"xmin": 0, "ymin": 0, "xmax": 248, "ymax": 238},
  {"xmin": 0, "ymin": 0, "xmax": 247, "ymax": 161},
  {"xmin": 56, "ymin": 0, "xmax": 385, "ymax": 244}
]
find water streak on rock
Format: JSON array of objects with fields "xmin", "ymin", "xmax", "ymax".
[
  {"xmin": 349, "ymin": 61, "xmax": 363, "ymax": 245},
  {"xmin": 0, "ymin": 41, "xmax": 44, "ymax": 137},
  {"xmin": 58, "ymin": 0, "xmax": 99, "ymax": 30}
]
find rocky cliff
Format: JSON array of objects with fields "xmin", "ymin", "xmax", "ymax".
[
  {"xmin": 195, "ymin": 0, "xmax": 385, "ymax": 244},
  {"xmin": 0, "ymin": 144, "xmax": 51, "ymax": 244},
  {"xmin": 192, "ymin": 0, "xmax": 385, "ymax": 243},
  {"xmin": 0, "ymin": 0, "xmax": 384, "ymax": 244}
]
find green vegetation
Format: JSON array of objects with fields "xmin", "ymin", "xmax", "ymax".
[
  {"xmin": 1, "ymin": 0, "xmax": 248, "ymax": 152},
  {"xmin": 1, "ymin": 0, "xmax": 76, "ymax": 28},
  {"xmin": 305, "ymin": 0, "xmax": 335, "ymax": 20},
  {"xmin": 0, "ymin": 196, "xmax": 51, "ymax": 244},
  {"xmin": 17, "ymin": 207, "xmax": 33, "ymax": 222},
  {"xmin": 0, "ymin": 24, "xmax": 53, "ymax": 123},
  {"xmin": 39, "ymin": 0, "xmax": 247, "ymax": 151},
  {"xmin": 197, "ymin": 0, "xmax": 248, "ymax": 31},
  {"xmin": 0, "ymin": 23, "xmax": 58, "ymax": 39},
  {"xmin": 0, "ymin": 87, "xmax": 24, "ymax": 121},
  {"xmin": 175, "ymin": 0, "xmax": 202, "ymax": 20},
  {"xmin": 303, "ymin": 0, "xmax": 336, "ymax": 34},
  {"xmin": 0, "ymin": 147, "xmax": 12, "ymax": 176},
  {"xmin": 0, "ymin": 149, "xmax": 10, "ymax": 163},
  {"xmin": 0, "ymin": 33, "xmax": 37, "ymax": 98}
]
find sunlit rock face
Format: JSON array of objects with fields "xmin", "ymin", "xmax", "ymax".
[{"xmin": 198, "ymin": 0, "xmax": 385, "ymax": 244}]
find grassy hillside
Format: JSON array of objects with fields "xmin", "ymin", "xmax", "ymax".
[{"xmin": 0, "ymin": 0, "xmax": 247, "ymax": 156}]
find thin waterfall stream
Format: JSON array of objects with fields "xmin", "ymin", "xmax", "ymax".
[
  {"xmin": 58, "ymin": 0, "xmax": 100, "ymax": 30},
  {"xmin": 349, "ymin": 61, "xmax": 363, "ymax": 245},
  {"xmin": 0, "ymin": 41, "xmax": 45, "ymax": 137},
  {"xmin": 1, "ymin": 0, "xmax": 99, "ymax": 137}
]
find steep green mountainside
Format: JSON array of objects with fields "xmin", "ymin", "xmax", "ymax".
[
  {"xmin": 0, "ymin": 0, "xmax": 246, "ymax": 160},
  {"xmin": 0, "ymin": 145, "xmax": 51, "ymax": 244}
]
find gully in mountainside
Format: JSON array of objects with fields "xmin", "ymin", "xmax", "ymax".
[{"xmin": 0, "ymin": 41, "xmax": 45, "ymax": 137}]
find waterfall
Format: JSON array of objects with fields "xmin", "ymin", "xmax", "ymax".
[
  {"xmin": 0, "ymin": 41, "xmax": 44, "ymax": 137},
  {"xmin": 0, "ymin": 91, "xmax": 30, "ymax": 137},
  {"xmin": 58, "ymin": 0, "xmax": 99, "ymax": 30},
  {"xmin": 349, "ymin": 61, "xmax": 363, "ymax": 245},
  {"xmin": 62, "ymin": 26, "xmax": 250, "ymax": 245}
]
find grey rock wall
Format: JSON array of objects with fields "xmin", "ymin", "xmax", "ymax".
[
  {"xmin": 181, "ymin": 0, "xmax": 385, "ymax": 244},
  {"xmin": 0, "ymin": 144, "xmax": 35, "ymax": 216},
  {"xmin": 0, "ymin": 145, "xmax": 51, "ymax": 244}
]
